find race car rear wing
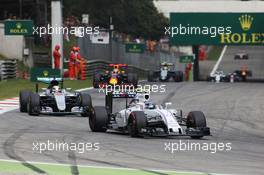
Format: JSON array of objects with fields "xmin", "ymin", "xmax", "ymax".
[
  {"xmin": 105, "ymin": 91, "xmax": 136, "ymax": 113},
  {"xmin": 109, "ymin": 64, "xmax": 128, "ymax": 67},
  {"xmin": 161, "ymin": 62, "xmax": 174, "ymax": 66}
]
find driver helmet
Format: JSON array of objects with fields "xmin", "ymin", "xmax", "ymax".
[
  {"xmin": 50, "ymin": 80, "xmax": 59, "ymax": 87},
  {"xmin": 52, "ymin": 85, "xmax": 60, "ymax": 92},
  {"xmin": 129, "ymin": 95, "xmax": 140, "ymax": 106},
  {"xmin": 145, "ymin": 101, "xmax": 155, "ymax": 109},
  {"xmin": 113, "ymin": 68, "xmax": 119, "ymax": 74}
]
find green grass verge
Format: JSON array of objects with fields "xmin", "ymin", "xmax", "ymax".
[
  {"xmin": 0, "ymin": 160, "xmax": 205, "ymax": 175},
  {"xmin": 0, "ymin": 78, "xmax": 92, "ymax": 100},
  {"xmin": 207, "ymin": 46, "xmax": 223, "ymax": 61}
]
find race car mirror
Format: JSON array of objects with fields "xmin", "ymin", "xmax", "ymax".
[
  {"xmin": 144, "ymin": 94, "xmax": 150, "ymax": 101},
  {"xmin": 165, "ymin": 102, "xmax": 172, "ymax": 109}
]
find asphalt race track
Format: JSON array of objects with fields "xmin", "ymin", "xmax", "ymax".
[
  {"xmin": 218, "ymin": 46, "xmax": 264, "ymax": 80},
  {"xmin": 0, "ymin": 82, "xmax": 264, "ymax": 175}
]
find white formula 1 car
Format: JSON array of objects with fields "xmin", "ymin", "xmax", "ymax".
[
  {"xmin": 234, "ymin": 52, "xmax": 249, "ymax": 60},
  {"xmin": 89, "ymin": 92, "xmax": 210, "ymax": 138},
  {"xmin": 148, "ymin": 62, "xmax": 183, "ymax": 82},
  {"xmin": 19, "ymin": 78, "xmax": 92, "ymax": 116},
  {"xmin": 207, "ymin": 71, "xmax": 228, "ymax": 82}
]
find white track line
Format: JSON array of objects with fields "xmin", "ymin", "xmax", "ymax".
[
  {"xmin": 0, "ymin": 158, "xmax": 233, "ymax": 175},
  {"xmin": 210, "ymin": 45, "xmax": 227, "ymax": 76}
]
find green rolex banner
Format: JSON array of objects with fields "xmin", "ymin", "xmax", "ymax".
[
  {"xmin": 125, "ymin": 43, "xmax": 145, "ymax": 53},
  {"xmin": 30, "ymin": 68, "xmax": 61, "ymax": 82},
  {"xmin": 169, "ymin": 13, "xmax": 264, "ymax": 45},
  {"xmin": 179, "ymin": 55, "xmax": 195, "ymax": 63},
  {"xmin": 5, "ymin": 20, "xmax": 33, "ymax": 36}
]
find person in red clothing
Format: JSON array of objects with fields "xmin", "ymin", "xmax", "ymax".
[
  {"xmin": 53, "ymin": 45, "xmax": 61, "ymax": 69},
  {"xmin": 75, "ymin": 47, "xmax": 82, "ymax": 79},
  {"xmin": 69, "ymin": 47, "xmax": 78, "ymax": 80},
  {"xmin": 185, "ymin": 63, "xmax": 192, "ymax": 81}
]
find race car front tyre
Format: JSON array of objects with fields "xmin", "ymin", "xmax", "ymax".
[
  {"xmin": 206, "ymin": 76, "xmax": 214, "ymax": 82},
  {"xmin": 89, "ymin": 106, "xmax": 108, "ymax": 132},
  {"xmin": 28, "ymin": 93, "xmax": 40, "ymax": 116},
  {"xmin": 19, "ymin": 90, "xmax": 31, "ymax": 112},
  {"xmin": 128, "ymin": 111, "xmax": 146, "ymax": 137},
  {"xmin": 187, "ymin": 111, "xmax": 207, "ymax": 139},
  {"xmin": 80, "ymin": 93, "xmax": 92, "ymax": 117}
]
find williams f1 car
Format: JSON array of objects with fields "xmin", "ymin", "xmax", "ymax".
[
  {"xmin": 89, "ymin": 91, "xmax": 210, "ymax": 138},
  {"xmin": 148, "ymin": 62, "xmax": 183, "ymax": 82},
  {"xmin": 207, "ymin": 71, "xmax": 228, "ymax": 82},
  {"xmin": 93, "ymin": 64, "xmax": 138, "ymax": 88},
  {"xmin": 19, "ymin": 78, "xmax": 92, "ymax": 116},
  {"xmin": 234, "ymin": 52, "xmax": 249, "ymax": 60}
]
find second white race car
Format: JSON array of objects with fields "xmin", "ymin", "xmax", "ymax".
[{"xmin": 89, "ymin": 91, "xmax": 210, "ymax": 138}]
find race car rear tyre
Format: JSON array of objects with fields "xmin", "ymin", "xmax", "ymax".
[
  {"xmin": 93, "ymin": 73, "xmax": 101, "ymax": 88},
  {"xmin": 206, "ymin": 76, "xmax": 212, "ymax": 82},
  {"xmin": 28, "ymin": 93, "xmax": 40, "ymax": 116},
  {"xmin": 187, "ymin": 111, "xmax": 207, "ymax": 139},
  {"xmin": 174, "ymin": 71, "xmax": 183, "ymax": 82},
  {"xmin": 128, "ymin": 111, "xmax": 146, "ymax": 137},
  {"xmin": 19, "ymin": 90, "xmax": 31, "ymax": 112},
  {"xmin": 89, "ymin": 106, "xmax": 108, "ymax": 132},
  {"xmin": 80, "ymin": 93, "xmax": 92, "ymax": 117}
]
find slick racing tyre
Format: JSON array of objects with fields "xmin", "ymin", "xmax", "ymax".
[
  {"xmin": 28, "ymin": 93, "xmax": 40, "ymax": 116},
  {"xmin": 89, "ymin": 106, "xmax": 108, "ymax": 132},
  {"xmin": 19, "ymin": 90, "xmax": 31, "ymax": 112},
  {"xmin": 80, "ymin": 93, "xmax": 92, "ymax": 117},
  {"xmin": 187, "ymin": 111, "xmax": 207, "ymax": 139},
  {"xmin": 128, "ymin": 111, "xmax": 146, "ymax": 137}
]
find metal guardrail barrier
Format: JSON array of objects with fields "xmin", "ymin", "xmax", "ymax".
[
  {"xmin": 84, "ymin": 59, "xmax": 149, "ymax": 78},
  {"xmin": 0, "ymin": 60, "xmax": 17, "ymax": 81}
]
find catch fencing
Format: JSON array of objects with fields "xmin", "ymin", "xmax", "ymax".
[{"xmin": 0, "ymin": 59, "xmax": 17, "ymax": 81}]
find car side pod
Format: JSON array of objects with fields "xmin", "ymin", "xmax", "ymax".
[{"xmin": 186, "ymin": 111, "xmax": 211, "ymax": 139}]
